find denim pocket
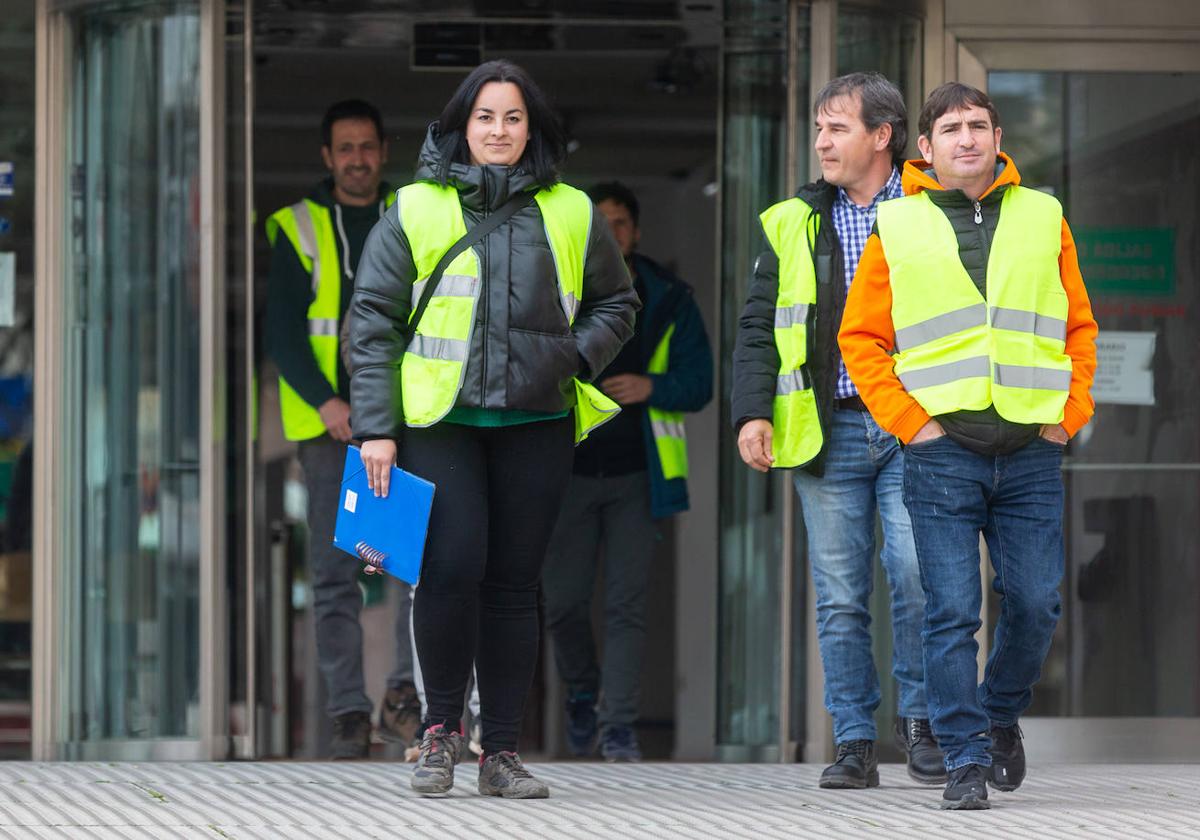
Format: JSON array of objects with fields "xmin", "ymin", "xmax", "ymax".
[{"xmin": 905, "ymin": 433, "xmax": 952, "ymax": 452}]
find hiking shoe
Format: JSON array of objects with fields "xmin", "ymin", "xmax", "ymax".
[
  {"xmin": 329, "ymin": 711, "xmax": 371, "ymax": 760},
  {"xmin": 599, "ymin": 724, "xmax": 642, "ymax": 762},
  {"xmin": 478, "ymin": 752, "xmax": 550, "ymax": 799},
  {"xmin": 819, "ymin": 739, "xmax": 878, "ymax": 789},
  {"xmin": 411, "ymin": 724, "xmax": 463, "ymax": 796},
  {"xmin": 564, "ymin": 692, "xmax": 598, "ymax": 757},
  {"xmin": 378, "ymin": 682, "xmax": 421, "ymax": 745},
  {"xmin": 988, "ymin": 723, "xmax": 1026, "ymax": 792},
  {"xmin": 894, "ymin": 717, "xmax": 948, "ymax": 785},
  {"xmin": 941, "ymin": 763, "xmax": 990, "ymax": 810}
]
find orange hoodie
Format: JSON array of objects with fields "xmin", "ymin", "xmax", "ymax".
[{"xmin": 837, "ymin": 153, "xmax": 1098, "ymax": 443}]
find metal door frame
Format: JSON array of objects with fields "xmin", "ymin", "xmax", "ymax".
[{"xmin": 32, "ymin": 0, "xmax": 231, "ymax": 761}]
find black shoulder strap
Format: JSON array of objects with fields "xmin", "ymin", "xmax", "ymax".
[{"xmin": 407, "ymin": 189, "xmax": 537, "ymax": 338}]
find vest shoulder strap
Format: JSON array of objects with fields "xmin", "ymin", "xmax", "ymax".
[
  {"xmin": 266, "ymin": 200, "xmax": 329, "ymax": 266},
  {"xmin": 759, "ymin": 197, "xmax": 816, "ymax": 253}
]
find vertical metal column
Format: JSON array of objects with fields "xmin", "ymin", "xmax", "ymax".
[
  {"xmin": 801, "ymin": 0, "xmax": 837, "ymax": 767},
  {"xmin": 241, "ymin": 0, "xmax": 258, "ymax": 760},
  {"xmin": 31, "ymin": 0, "xmax": 69, "ymax": 761},
  {"xmin": 198, "ymin": 0, "xmax": 229, "ymax": 761},
  {"xmin": 776, "ymin": 0, "xmax": 803, "ymax": 765}
]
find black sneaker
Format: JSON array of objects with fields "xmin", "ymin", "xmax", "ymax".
[
  {"xmin": 599, "ymin": 724, "xmax": 642, "ymax": 762},
  {"xmin": 941, "ymin": 763, "xmax": 990, "ymax": 810},
  {"xmin": 378, "ymin": 682, "xmax": 422, "ymax": 745},
  {"xmin": 988, "ymin": 723, "xmax": 1026, "ymax": 791},
  {"xmin": 818, "ymin": 739, "xmax": 879, "ymax": 789},
  {"xmin": 894, "ymin": 717, "xmax": 948, "ymax": 785},
  {"xmin": 329, "ymin": 710, "xmax": 371, "ymax": 760},
  {"xmin": 564, "ymin": 692, "xmax": 598, "ymax": 757}
]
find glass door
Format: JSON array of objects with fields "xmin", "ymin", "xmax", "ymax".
[
  {"xmin": 975, "ymin": 47, "xmax": 1200, "ymax": 758},
  {"xmin": 35, "ymin": 0, "xmax": 231, "ymax": 760}
]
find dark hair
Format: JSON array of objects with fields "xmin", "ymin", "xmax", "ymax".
[
  {"xmin": 813, "ymin": 72, "xmax": 908, "ymax": 160},
  {"xmin": 918, "ymin": 82, "xmax": 1001, "ymax": 138},
  {"xmin": 321, "ymin": 99, "xmax": 385, "ymax": 147},
  {"xmin": 431, "ymin": 60, "xmax": 567, "ymax": 188},
  {"xmin": 587, "ymin": 181, "xmax": 640, "ymax": 226}
]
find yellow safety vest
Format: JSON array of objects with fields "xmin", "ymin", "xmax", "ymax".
[
  {"xmin": 647, "ymin": 324, "xmax": 687, "ymax": 480},
  {"xmin": 396, "ymin": 181, "xmax": 619, "ymax": 444},
  {"xmin": 877, "ymin": 186, "xmax": 1071, "ymax": 424},
  {"xmin": 265, "ymin": 194, "xmax": 396, "ymax": 441},
  {"xmin": 758, "ymin": 197, "xmax": 823, "ymax": 468}
]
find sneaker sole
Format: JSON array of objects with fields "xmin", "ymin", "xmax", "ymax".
[
  {"xmin": 819, "ymin": 770, "xmax": 880, "ymax": 790},
  {"xmin": 478, "ymin": 784, "xmax": 550, "ymax": 799},
  {"xmin": 411, "ymin": 775, "xmax": 455, "ymax": 796},
  {"xmin": 940, "ymin": 793, "xmax": 990, "ymax": 810}
]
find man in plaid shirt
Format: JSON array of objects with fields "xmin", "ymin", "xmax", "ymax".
[{"xmin": 732, "ymin": 73, "xmax": 943, "ymax": 789}]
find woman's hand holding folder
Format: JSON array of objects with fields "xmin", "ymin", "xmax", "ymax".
[{"xmin": 360, "ymin": 439, "xmax": 398, "ymax": 498}]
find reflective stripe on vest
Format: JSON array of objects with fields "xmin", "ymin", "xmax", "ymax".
[
  {"xmin": 758, "ymin": 197, "xmax": 824, "ymax": 468},
  {"xmin": 266, "ymin": 200, "xmax": 342, "ymax": 441},
  {"xmin": 647, "ymin": 323, "xmax": 687, "ymax": 480},
  {"xmin": 266, "ymin": 194, "xmax": 396, "ymax": 441},
  {"xmin": 397, "ymin": 182, "xmax": 618, "ymax": 443},
  {"xmin": 878, "ymin": 186, "xmax": 1071, "ymax": 424}
]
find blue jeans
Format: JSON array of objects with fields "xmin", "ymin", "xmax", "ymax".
[
  {"xmin": 902, "ymin": 434, "xmax": 1064, "ymax": 770},
  {"xmin": 793, "ymin": 408, "xmax": 927, "ymax": 744}
]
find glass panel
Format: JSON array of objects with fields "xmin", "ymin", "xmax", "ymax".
[
  {"xmin": 717, "ymin": 0, "xmax": 796, "ymax": 754},
  {"xmin": 833, "ymin": 4, "xmax": 923, "ymax": 758},
  {"xmin": 837, "ymin": 5, "xmax": 922, "ymax": 155},
  {"xmin": 0, "ymin": 0, "xmax": 36, "ymax": 760},
  {"xmin": 59, "ymin": 0, "xmax": 202, "ymax": 743},
  {"xmin": 990, "ymin": 71, "xmax": 1200, "ymax": 717}
]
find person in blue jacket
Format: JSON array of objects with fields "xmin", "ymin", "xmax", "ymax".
[{"xmin": 543, "ymin": 181, "xmax": 714, "ymax": 761}]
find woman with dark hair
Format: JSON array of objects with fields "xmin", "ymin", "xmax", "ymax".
[{"xmin": 348, "ymin": 60, "xmax": 637, "ymax": 798}]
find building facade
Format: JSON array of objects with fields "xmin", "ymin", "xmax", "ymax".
[{"xmin": 1, "ymin": 0, "xmax": 1197, "ymax": 761}]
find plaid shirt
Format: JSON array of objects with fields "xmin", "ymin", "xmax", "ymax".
[{"xmin": 833, "ymin": 167, "xmax": 903, "ymax": 399}]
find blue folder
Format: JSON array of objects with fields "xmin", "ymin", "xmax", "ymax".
[{"xmin": 332, "ymin": 445, "xmax": 436, "ymax": 585}]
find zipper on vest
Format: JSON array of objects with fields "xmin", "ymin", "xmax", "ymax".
[{"xmin": 974, "ymin": 199, "xmax": 991, "ymax": 298}]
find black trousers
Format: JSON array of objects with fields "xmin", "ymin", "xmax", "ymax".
[{"xmin": 401, "ymin": 415, "xmax": 574, "ymax": 754}]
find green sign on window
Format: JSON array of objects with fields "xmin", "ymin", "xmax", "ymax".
[{"xmin": 1074, "ymin": 226, "xmax": 1175, "ymax": 297}]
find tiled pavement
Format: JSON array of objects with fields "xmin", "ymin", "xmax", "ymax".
[{"xmin": 0, "ymin": 761, "xmax": 1197, "ymax": 839}]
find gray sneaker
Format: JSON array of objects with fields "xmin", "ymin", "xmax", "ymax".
[
  {"xmin": 411, "ymin": 724, "xmax": 463, "ymax": 795},
  {"xmin": 477, "ymin": 752, "xmax": 550, "ymax": 799}
]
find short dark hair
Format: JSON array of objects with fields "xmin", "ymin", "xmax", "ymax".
[
  {"xmin": 321, "ymin": 99, "xmax": 385, "ymax": 147},
  {"xmin": 918, "ymin": 83, "xmax": 1001, "ymax": 138},
  {"xmin": 813, "ymin": 72, "xmax": 908, "ymax": 160},
  {"xmin": 431, "ymin": 59, "xmax": 567, "ymax": 188},
  {"xmin": 587, "ymin": 181, "xmax": 640, "ymax": 226}
]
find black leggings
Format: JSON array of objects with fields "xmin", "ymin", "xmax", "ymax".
[{"xmin": 401, "ymin": 415, "xmax": 574, "ymax": 754}]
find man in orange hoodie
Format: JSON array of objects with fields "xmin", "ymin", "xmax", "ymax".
[{"xmin": 838, "ymin": 83, "xmax": 1097, "ymax": 810}]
